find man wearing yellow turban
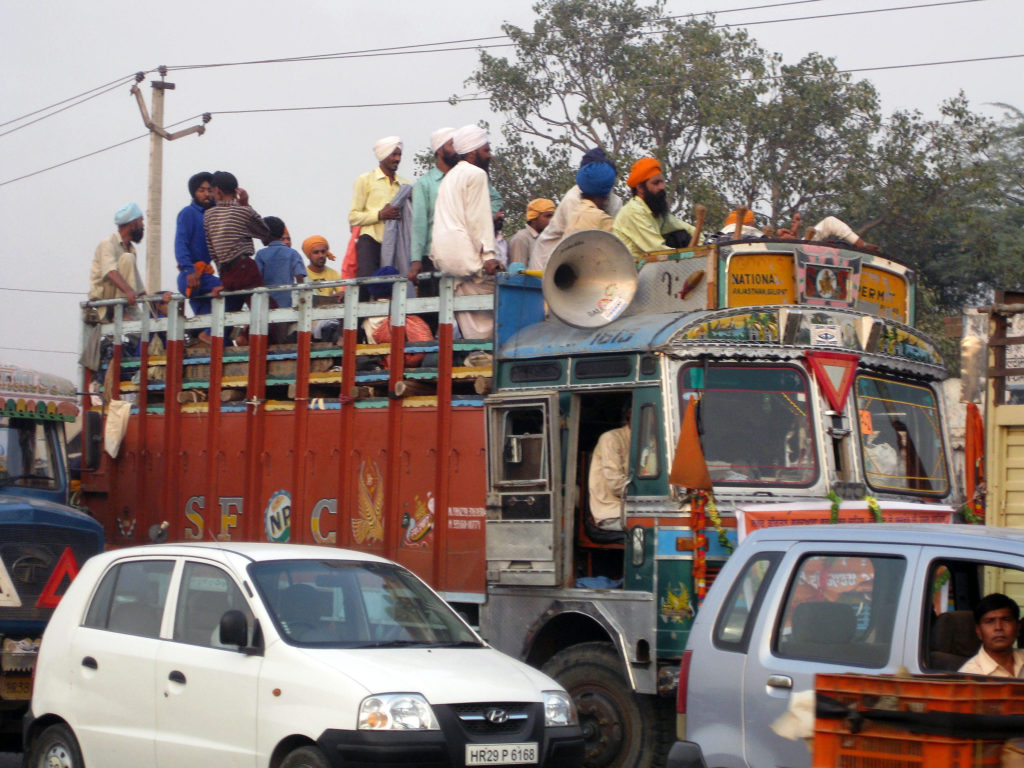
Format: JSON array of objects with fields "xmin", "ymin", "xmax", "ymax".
[
  {"xmin": 508, "ymin": 198, "xmax": 555, "ymax": 268},
  {"xmin": 613, "ymin": 157, "xmax": 697, "ymax": 260}
]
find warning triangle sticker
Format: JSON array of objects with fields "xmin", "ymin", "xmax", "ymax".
[
  {"xmin": 806, "ymin": 350, "xmax": 859, "ymax": 411},
  {"xmin": 36, "ymin": 547, "xmax": 79, "ymax": 610},
  {"xmin": 0, "ymin": 558, "xmax": 21, "ymax": 608}
]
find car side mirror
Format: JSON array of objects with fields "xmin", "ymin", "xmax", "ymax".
[{"xmin": 219, "ymin": 610, "xmax": 261, "ymax": 655}]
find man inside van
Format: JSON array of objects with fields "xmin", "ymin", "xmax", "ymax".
[{"xmin": 959, "ymin": 593, "xmax": 1024, "ymax": 677}]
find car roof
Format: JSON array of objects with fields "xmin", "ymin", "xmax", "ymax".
[
  {"xmin": 744, "ymin": 523, "xmax": 1024, "ymax": 551},
  {"xmin": 95, "ymin": 541, "xmax": 393, "ymax": 565}
]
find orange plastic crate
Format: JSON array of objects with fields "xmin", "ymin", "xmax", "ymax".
[{"xmin": 812, "ymin": 673, "xmax": 1024, "ymax": 768}]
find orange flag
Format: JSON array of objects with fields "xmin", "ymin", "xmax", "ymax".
[{"xmin": 669, "ymin": 397, "xmax": 713, "ymax": 491}]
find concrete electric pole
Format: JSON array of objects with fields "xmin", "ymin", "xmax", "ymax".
[{"xmin": 131, "ymin": 67, "xmax": 211, "ymax": 296}]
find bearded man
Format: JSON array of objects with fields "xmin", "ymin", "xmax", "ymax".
[
  {"xmin": 174, "ymin": 172, "xmax": 222, "ymax": 340},
  {"xmin": 89, "ymin": 203, "xmax": 147, "ymax": 321},
  {"xmin": 613, "ymin": 157, "xmax": 696, "ymax": 260}
]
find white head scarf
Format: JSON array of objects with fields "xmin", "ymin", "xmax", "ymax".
[
  {"xmin": 373, "ymin": 136, "xmax": 403, "ymax": 162},
  {"xmin": 453, "ymin": 125, "xmax": 488, "ymax": 156},
  {"xmin": 430, "ymin": 127, "xmax": 455, "ymax": 154}
]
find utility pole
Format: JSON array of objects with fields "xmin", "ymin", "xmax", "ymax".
[{"xmin": 131, "ymin": 67, "xmax": 211, "ymax": 295}]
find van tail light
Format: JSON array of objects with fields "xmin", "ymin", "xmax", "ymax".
[{"xmin": 676, "ymin": 650, "xmax": 691, "ymax": 714}]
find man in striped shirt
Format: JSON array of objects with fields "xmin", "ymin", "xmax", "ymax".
[{"xmin": 204, "ymin": 171, "xmax": 271, "ymax": 319}]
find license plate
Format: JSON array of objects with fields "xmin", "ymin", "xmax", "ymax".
[
  {"xmin": 465, "ymin": 742, "xmax": 538, "ymax": 766},
  {"xmin": 0, "ymin": 676, "xmax": 32, "ymax": 700}
]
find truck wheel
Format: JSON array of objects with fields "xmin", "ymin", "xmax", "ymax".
[
  {"xmin": 542, "ymin": 641, "xmax": 669, "ymax": 768},
  {"xmin": 280, "ymin": 745, "xmax": 330, "ymax": 768},
  {"xmin": 28, "ymin": 723, "xmax": 84, "ymax": 768}
]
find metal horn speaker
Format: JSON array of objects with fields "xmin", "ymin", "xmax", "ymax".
[{"xmin": 543, "ymin": 229, "xmax": 638, "ymax": 328}]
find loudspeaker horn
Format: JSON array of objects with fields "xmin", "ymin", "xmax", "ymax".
[{"xmin": 543, "ymin": 229, "xmax": 638, "ymax": 328}]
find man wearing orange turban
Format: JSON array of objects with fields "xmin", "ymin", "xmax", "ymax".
[
  {"xmin": 302, "ymin": 236, "xmax": 342, "ymax": 298},
  {"xmin": 613, "ymin": 157, "xmax": 697, "ymax": 259}
]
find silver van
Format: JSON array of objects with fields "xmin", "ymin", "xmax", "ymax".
[{"xmin": 668, "ymin": 524, "xmax": 1024, "ymax": 768}]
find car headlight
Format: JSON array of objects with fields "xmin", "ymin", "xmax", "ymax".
[
  {"xmin": 543, "ymin": 690, "xmax": 578, "ymax": 727},
  {"xmin": 358, "ymin": 693, "xmax": 440, "ymax": 730}
]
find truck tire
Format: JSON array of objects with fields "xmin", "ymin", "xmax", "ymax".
[
  {"xmin": 280, "ymin": 745, "xmax": 331, "ymax": 768},
  {"xmin": 541, "ymin": 641, "xmax": 670, "ymax": 768},
  {"xmin": 27, "ymin": 723, "xmax": 84, "ymax": 768}
]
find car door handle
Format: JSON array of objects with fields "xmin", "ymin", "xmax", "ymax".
[
  {"xmin": 767, "ymin": 675, "xmax": 793, "ymax": 689},
  {"xmin": 168, "ymin": 670, "xmax": 186, "ymax": 685},
  {"xmin": 81, "ymin": 656, "xmax": 98, "ymax": 670}
]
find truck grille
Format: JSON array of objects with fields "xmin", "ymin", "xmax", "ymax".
[{"xmin": 450, "ymin": 702, "xmax": 533, "ymax": 735}]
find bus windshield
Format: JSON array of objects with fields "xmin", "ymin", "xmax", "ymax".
[
  {"xmin": 680, "ymin": 365, "xmax": 817, "ymax": 486},
  {"xmin": 0, "ymin": 417, "xmax": 60, "ymax": 490},
  {"xmin": 855, "ymin": 375, "xmax": 948, "ymax": 495}
]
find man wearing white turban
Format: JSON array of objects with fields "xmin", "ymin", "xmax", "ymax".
[
  {"xmin": 431, "ymin": 124, "xmax": 503, "ymax": 339},
  {"xmin": 409, "ymin": 127, "xmax": 458, "ymax": 302},
  {"xmin": 349, "ymin": 135, "xmax": 410, "ymax": 296}
]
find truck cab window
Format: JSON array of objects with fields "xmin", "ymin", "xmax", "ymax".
[
  {"xmin": 680, "ymin": 365, "xmax": 817, "ymax": 486},
  {"xmin": 498, "ymin": 408, "xmax": 547, "ymax": 484},
  {"xmin": 0, "ymin": 417, "xmax": 58, "ymax": 490},
  {"xmin": 636, "ymin": 404, "xmax": 659, "ymax": 478},
  {"xmin": 855, "ymin": 376, "xmax": 948, "ymax": 495}
]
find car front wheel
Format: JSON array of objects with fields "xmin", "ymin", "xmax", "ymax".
[
  {"xmin": 280, "ymin": 745, "xmax": 331, "ymax": 768},
  {"xmin": 28, "ymin": 723, "xmax": 84, "ymax": 768}
]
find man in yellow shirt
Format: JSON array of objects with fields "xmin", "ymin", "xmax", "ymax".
[
  {"xmin": 348, "ymin": 136, "xmax": 410, "ymax": 297},
  {"xmin": 613, "ymin": 157, "xmax": 696, "ymax": 260}
]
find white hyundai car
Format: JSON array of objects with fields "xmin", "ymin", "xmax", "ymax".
[{"xmin": 25, "ymin": 542, "xmax": 583, "ymax": 768}]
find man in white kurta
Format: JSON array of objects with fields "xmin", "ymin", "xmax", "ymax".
[
  {"xmin": 588, "ymin": 416, "xmax": 631, "ymax": 531},
  {"xmin": 430, "ymin": 124, "xmax": 503, "ymax": 339}
]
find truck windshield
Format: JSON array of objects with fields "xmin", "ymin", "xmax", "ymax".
[
  {"xmin": 680, "ymin": 365, "xmax": 817, "ymax": 486},
  {"xmin": 0, "ymin": 417, "xmax": 59, "ymax": 490},
  {"xmin": 250, "ymin": 559, "xmax": 484, "ymax": 648},
  {"xmin": 854, "ymin": 375, "xmax": 948, "ymax": 495}
]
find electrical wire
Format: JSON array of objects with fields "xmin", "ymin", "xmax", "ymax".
[
  {"xmin": 1, "ymin": 48, "xmax": 1019, "ymax": 188},
  {"xmin": 0, "ymin": 73, "xmax": 141, "ymax": 129},
  {"xmin": 0, "ymin": 346, "xmax": 78, "ymax": 356},
  {"xmin": 0, "ymin": 80, "xmax": 132, "ymax": 139},
  {"xmin": 0, "ymin": 287, "xmax": 82, "ymax": 295}
]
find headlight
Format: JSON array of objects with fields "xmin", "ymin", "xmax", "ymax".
[
  {"xmin": 358, "ymin": 693, "xmax": 439, "ymax": 730},
  {"xmin": 543, "ymin": 690, "xmax": 578, "ymax": 727}
]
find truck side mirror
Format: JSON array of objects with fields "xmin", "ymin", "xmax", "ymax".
[{"xmin": 83, "ymin": 410, "xmax": 103, "ymax": 471}]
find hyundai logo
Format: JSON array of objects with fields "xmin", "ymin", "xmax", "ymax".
[{"xmin": 484, "ymin": 708, "xmax": 509, "ymax": 724}]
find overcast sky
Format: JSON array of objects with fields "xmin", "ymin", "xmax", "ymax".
[{"xmin": 1, "ymin": 0, "xmax": 1021, "ymax": 381}]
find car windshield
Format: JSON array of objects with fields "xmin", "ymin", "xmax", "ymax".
[
  {"xmin": 855, "ymin": 375, "xmax": 948, "ymax": 495},
  {"xmin": 249, "ymin": 559, "xmax": 483, "ymax": 648},
  {"xmin": 680, "ymin": 365, "xmax": 817, "ymax": 486},
  {"xmin": 0, "ymin": 417, "xmax": 60, "ymax": 490}
]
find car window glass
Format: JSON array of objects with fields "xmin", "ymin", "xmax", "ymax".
[
  {"xmin": 84, "ymin": 560, "xmax": 174, "ymax": 638},
  {"xmin": 250, "ymin": 559, "xmax": 481, "ymax": 647},
  {"xmin": 713, "ymin": 552, "xmax": 781, "ymax": 651},
  {"xmin": 775, "ymin": 553, "xmax": 906, "ymax": 668},
  {"xmin": 923, "ymin": 559, "xmax": 1024, "ymax": 672},
  {"xmin": 173, "ymin": 562, "xmax": 253, "ymax": 648}
]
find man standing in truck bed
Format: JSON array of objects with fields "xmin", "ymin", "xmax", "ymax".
[{"xmin": 89, "ymin": 203, "xmax": 147, "ymax": 321}]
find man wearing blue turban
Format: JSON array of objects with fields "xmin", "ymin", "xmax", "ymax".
[
  {"xmin": 88, "ymin": 202, "xmax": 148, "ymax": 320},
  {"xmin": 564, "ymin": 162, "xmax": 618, "ymax": 237}
]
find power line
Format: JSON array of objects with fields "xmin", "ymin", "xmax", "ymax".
[
  {"xmin": 0, "ymin": 346, "xmax": 77, "ymax": 356},
  {"xmin": 0, "ymin": 80, "xmax": 132, "ymax": 139},
  {"xmin": 716, "ymin": 0, "xmax": 983, "ymax": 29},
  {"xmin": 1, "ymin": 49, "xmax": 1019, "ymax": 189},
  {"xmin": 0, "ymin": 287, "xmax": 82, "ymax": 295},
  {"xmin": 0, "ymin": 73, "xmax": 140, "ymax": 130}
]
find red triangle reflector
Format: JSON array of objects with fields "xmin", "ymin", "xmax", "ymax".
[
  {"xmin": 36, "ymin": 547, "xmax": 80, "ymax": 609},
  {"xmin": 805, "ymin": 350, "xmax": 858, "ymax": 411}
]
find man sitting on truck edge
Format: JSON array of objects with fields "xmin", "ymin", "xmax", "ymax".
[
  {"xmin": 89, "ymin": 202, "xmax": 147, "ymax": 321},
  {"xmin": 959, "ymin": 593, "xmax": 1024, "ymax": 678},
  {"xmin": 613, "ymin": 157, "xmax": 697, "ymax": 260},
  {"xmin": 174, "ymin": 171, "xmax": 222, "ymax": 344}
]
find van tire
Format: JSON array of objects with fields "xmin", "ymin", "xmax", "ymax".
[
  {"xmin": 280, "ymin": 745, "xmax": 330, "ymax": 768},
  {"xmin": 28, "ymin": 723, "xmax": 84, "ymax": 768},
  {"xmin": 542, "ymin": 641, "xmax": 669, "ymax": 768}
]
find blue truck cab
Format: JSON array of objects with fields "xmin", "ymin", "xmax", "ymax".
[{"xmin": 0, "ymin": 363, "xmax": 103, "ymax": 748}]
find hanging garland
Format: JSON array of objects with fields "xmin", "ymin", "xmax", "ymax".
[
  {"xmin": 691, "ymin": 491, "xmax": 708, "ymax": 604},
  {"xmin": 864, "ymin": 495, "xmax": 883, "ymax": 523},
  {"xmin": 827, "ymin": 489, "xmax": 841, "ymax": 524},
  {"xmin": 705, "ymin": 494, "xmax": 733, "ymax": 553}
]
